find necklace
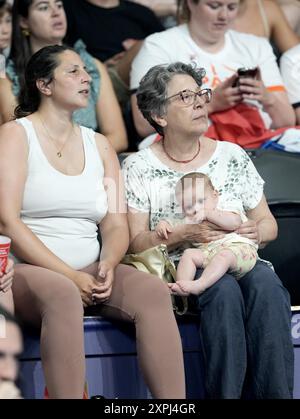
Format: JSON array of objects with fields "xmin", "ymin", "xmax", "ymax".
[
  {"xmin": 38, "ymin": 115, "xmax": 74, "ymax": 158},
  {"xmin": 162, "ymin": 138, "xmax": 201, "ymax": 164}
]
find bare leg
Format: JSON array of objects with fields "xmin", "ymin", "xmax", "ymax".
[
  {"xmin": 83, "ymin": 263, "xmax": 185, "ymax": 399},
  {"xmin": 177, "ymin": 249, "xmax": 237, "ymax": 295},
  {"xmin": 170, "ymin": 249, "xmax": 204, "ymax": 296},
  {"xmin": 12, "ymin": 264, "xmax": 85, "ymax": 399}
]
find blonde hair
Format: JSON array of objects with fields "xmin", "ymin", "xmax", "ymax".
[
  {"xmin": 177, "ymin": 0, "xmax": 200, "ymax": 23},
  {"xmin": 177, "ymin": 0, "xmax": 243, "ymax": 22}
]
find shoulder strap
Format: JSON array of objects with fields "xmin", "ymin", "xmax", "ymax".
[{"xmin": 257, "ymin": 0, "xmax": 271, "ymax": 38}]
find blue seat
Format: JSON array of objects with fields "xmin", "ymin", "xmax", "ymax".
[
  {"xmin": 19, "ymin": 315, "xmax": 205, "ymax": 399},
  {"xmin": 19, "ymin": 310, "xmax": 300, "ymax": 399}
]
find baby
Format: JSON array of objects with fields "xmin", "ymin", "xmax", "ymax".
[{"xmin": 155, "ymin": 172, "xmax": 258, "ymax": 296}]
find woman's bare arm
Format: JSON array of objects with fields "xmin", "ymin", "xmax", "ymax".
[
  {"xmin": 94, "ymin": 59, "xmax": 128, "ymax": 152},
  {"xmin": 237, "ymin": 194, "xmax": 277, "ymax": 248},
  {"xmin": 95, "ymin": 133, "xmax": 129, "ymax": 267},
  {"xmin": 268, "ymin": 0, "xmax": 300, "ymax": 53},
  {"xmin": 0, "ymin": 78, "xmax": 17, "ymax": 124},
  {"xmin": 128, "ymin": 208, "xmax": 225, "ymax": 253}
]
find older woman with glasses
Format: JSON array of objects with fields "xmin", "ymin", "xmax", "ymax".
[{"xmin": 122, "ymin": 62, "xmax": 294, "ymax": 399}]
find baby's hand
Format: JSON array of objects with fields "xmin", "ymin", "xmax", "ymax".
[
  {"xmin": 155, "ymin": 220, "xmax": 173, "ymax": 240},
  {"xmin": 186, "ymin": 210, "xmax": 205, "ymax": 224}
]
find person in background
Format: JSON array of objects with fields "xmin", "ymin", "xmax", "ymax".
[
  {"xmin": 0, "ymin": 0, "xmax": 128, "ymax": 152},
  {"xmin": 130, "ymin": 0, "xmax": 295, "ymax": 145},
  {"xmin": 0, "ymin": 305, "xmax": 23, "ymax": 399},
  {"xmin": 276, "ymin": 0, "xmax": 300, "ymax": 36},
  {"xmin": 280, "ymin": 43, "xmax": 300, "ymax": 124},
  {"xmin": 0, "ymin": 45, "xmax": 186, "ymax": 399},
  {"xmin": 63, "ymin": 0, "xmax": 164, "ymax": 107},
  {"xmin": 123, "ymin": 61, "xmax": 294, "ymax": 398},
  {"xmin": 231, "ymin": 0, "xmax": 299, "ymax": 55},
  {"xmin": 130, "ymin": 0, "xmax": 177, "ymax": 28},
  {"xmin": 0, "ymin": 0, "xmax": 12, "ymax": 57}
]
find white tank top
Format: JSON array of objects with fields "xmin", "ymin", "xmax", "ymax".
[{"xmin": 16, "ymin": 117, "xmax": 108, "ymax": 270}]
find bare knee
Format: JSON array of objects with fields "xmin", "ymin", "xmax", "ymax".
[
  {"xmin": 181, "ymin": 248, "xmax": 203, "ymax": 266},
  {"xmin": 135, "ymin": 274, "xmax": 171, "ymax": 308},
  {"xmin": 48, "ymin": 278, "xmax": 83, "ymax": 315}
]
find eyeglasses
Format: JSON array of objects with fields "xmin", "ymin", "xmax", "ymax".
[{"xmin": 166, "ymin": 88, "xmax": 212, "ymax": 106}]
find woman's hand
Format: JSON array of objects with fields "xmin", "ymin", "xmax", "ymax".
[
  {"xmin": 0, "ymin": 258, "xmax": 14, "ymax": 293},
  {"xmin": 182, "ymin": 221, "xmax": 226, "ymax": 244},
  {"xmin": 238, "ymin": 68, "xmax": 274, "ymax": 108},
  {"xmin": 91, "ymin": 260, "xmax": 115, "ymax": 304},
  {"xmin": 236, "ymin": 219, "xmax": 261, "ymax": 244},
  {"xmin": 69, "ymin": 271, "xmax": 99, "ymax": 308},
  {"xmin": 207, "ymin": 74, "xmax": 243, "ymax": 113}
]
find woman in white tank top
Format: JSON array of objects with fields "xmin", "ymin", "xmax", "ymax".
[{"xmin": 0, "ymin": 45, "xmax": 185, "ymax": 399}]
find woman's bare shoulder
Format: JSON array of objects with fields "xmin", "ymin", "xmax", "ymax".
[
  {"xmin": 0, "ymin": 120, "xmax": 26, "ymax": 138},
  {"xmin": 94, "ymin": 132, "xmax": 120, "ymax": 165},
  {"xmin": 264, "ymin": 0, "xmax": 287, "ymax": 21},
  {"xmin": 0, "ymin": 120, "xmax": 28, "ymax": 159}
]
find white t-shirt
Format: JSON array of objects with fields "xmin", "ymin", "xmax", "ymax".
[
  {"xmin": 15, "ymin": 118, "xmax": 108, "ymax": 270},
  {"xmin": 280, "ymin": 43, "xmax": 300, "ymax": 106},
  {"xmin": 130, "ymin": 25, "xmax": 284, "ymax": 127},
  {"xmin": 122, "ymin": 140, "xmax": 264, "ymax": 261}
]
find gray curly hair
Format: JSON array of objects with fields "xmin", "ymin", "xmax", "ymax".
[{"xmin": 136, "ymin": 62, "xmax": 206, "ymax": 136}]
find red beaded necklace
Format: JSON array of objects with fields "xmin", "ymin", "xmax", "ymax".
[{"xmin": 162, "ymin": 139, "xmax": 201, "ymax": 164}]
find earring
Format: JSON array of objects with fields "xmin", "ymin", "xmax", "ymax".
[{"xmin": 22, "ymin": 28, "xmax": 30, "ymax": 37}]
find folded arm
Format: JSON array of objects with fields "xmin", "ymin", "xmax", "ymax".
[{"xmin": 205, "ymin": 208, "xmax": 242, "ymax": 231}]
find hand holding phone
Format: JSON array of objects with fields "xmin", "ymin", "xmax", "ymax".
[{"xmin": 232, "ymin": 67, "xmax": 258, "ymax": 87}]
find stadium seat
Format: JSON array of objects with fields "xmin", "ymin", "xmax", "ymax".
[{"xmin": 249, "ymin": 149, "xmax": 300, "ymax": 305}]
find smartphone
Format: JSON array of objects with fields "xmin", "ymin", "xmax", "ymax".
[{"xmin": 232, "ymin": 67, "xmax": 258, "ymax": 87}]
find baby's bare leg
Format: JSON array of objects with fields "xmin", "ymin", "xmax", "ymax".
[
  {"xmin": 176, "ymin": 249, "xmax": 205, "ymax": 282},
  {"xmin": 170, "ymin": 249, "xmax": 205, "ymax": 295},
  {"xmin": 179, "ymin": 249, "xmax": 237, "ymax": 295}
]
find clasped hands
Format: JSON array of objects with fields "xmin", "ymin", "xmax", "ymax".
[{"xmin": 71, "ymin": 260, "xmax": 114, "ymax": 308}]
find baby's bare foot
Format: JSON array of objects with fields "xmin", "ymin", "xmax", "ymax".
[
  {"xmin": 177, "ymin": 280, "xmax": 204, "ymax": 296},
  {"xmin": 169, "ymin": 282, "xmax": 189, "ymax": 296}
]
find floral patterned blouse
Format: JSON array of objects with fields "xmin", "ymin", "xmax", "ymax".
[{"xmin": 122, "ymin": 140, "xmax": 264, "ymax": 261}]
